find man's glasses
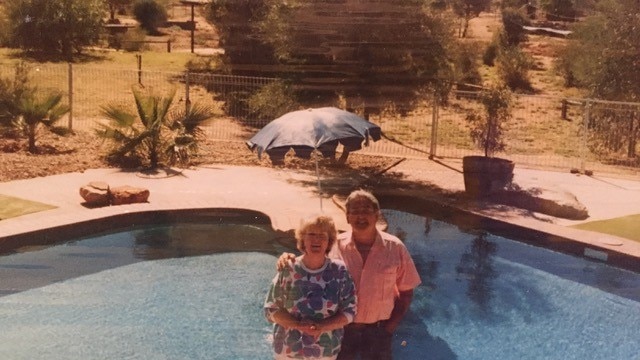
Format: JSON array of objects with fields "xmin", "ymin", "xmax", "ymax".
[{"xmin": 347, "ymin": 207, "xmax": 376, "ymax": 215}]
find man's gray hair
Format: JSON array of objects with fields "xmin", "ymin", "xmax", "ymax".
[{"xmin": 344, "ymin": 189, "xmax": 380, "ymax": 211}]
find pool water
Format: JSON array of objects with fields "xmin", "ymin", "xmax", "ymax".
[
  {"xmin": 0, "ymin": 211, "xmax": 638, "ymax": 359},
  {"xmin": 385, "ymin": 210, "xmax": 640, "ymax": 360}
]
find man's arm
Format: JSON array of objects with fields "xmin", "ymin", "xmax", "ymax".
[{"xmin": 383, "ymin": 289, "xmax": 414, "ymax": 334}]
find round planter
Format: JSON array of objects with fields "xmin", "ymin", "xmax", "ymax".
[{"xmin": 462, "ymin": 156, "xmax": 515, "ymax": 197}]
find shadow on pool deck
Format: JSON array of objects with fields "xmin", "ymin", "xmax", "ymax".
[{"xmin": 0, "ymin": 161, "xmax": 639, "ymax": 272}]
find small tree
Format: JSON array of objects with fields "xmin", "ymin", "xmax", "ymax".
[
  {"xmin": 465, "ymin": 85, "xmax": 513, "ymax": 157},
  {"xmin": 462, "ymin": 84, "xmax": 514, "ymax": 196},
  {"xmin": 5, "ymin": 0, "xmax": 104, "ymax": 60},
  {"xmin": 451, "ymin": 0, "xmax": 492, "ymax": 38},
  {"xmin": 96, "ymin": 88, "xmax": 214, "ymax": 169}
]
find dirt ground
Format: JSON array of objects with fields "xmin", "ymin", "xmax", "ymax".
[{"xmin": 0, "ymin": 129, "xmax": 398, "ymax": 183}]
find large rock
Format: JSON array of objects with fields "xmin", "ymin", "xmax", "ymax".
[
  {"xmin": 493, "ymin": 180, "xmax": 589, "ymax": 220},
  {"xmin": 110, "ymin": 185, "xmax": 150, "ymax": 205},
  {"xmin": 79, "ymin": 183, "xmax": 150, "ymax": 206},
  {"xmin": 79, "ymin": 181, "xmax": 110, "ymax": 206}
]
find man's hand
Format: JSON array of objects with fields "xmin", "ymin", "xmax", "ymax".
[
  {"xmin": 276, "ymin": 252, "xmax": 296, "ymax": 271},
  {"xmin": 384, "ymin": 289, "xmax": 414, "ymax": 334}
]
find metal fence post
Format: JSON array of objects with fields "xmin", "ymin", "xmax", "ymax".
[
  {"xmin": 67, "ymin": 62, "xmax": 73, "ymax": 130},
  {"xmin": 581, "ymin": 100, "xmax": 591, "ymax": 173},
  {"xmin": 136, "ymin": 54, "xmax": 142, "ymax": 86},
  {"xmin": 185, "ymin": 70, "xmax": 191, "ymax": 113},
  {"xmin": 429, "ymin": 90, "xmax": 439, "ymax": 159}
]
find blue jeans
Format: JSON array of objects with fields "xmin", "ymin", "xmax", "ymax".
[{"xmin": 337, "ymin": 322, "xmax": 393, "ymax": 360}]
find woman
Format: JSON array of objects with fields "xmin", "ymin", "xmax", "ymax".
[{"xmin": 264, "ymin": 214, "xmax": 357, "ymax": 360}]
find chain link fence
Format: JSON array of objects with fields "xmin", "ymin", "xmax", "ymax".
[
  {"xmin": 4, "ymin": 62, "xmax": 639, "ymax": 179},
  {"xmin": 365, "ymin": 92, "xmax": 640, "ymax": 178}
]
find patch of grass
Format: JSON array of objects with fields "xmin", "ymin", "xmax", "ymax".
[
  {"xmin": 0, "ymin": 195, "xmax": 57, "ymax": 220},
  {"xmin": 571, "ymin": 214, "xmax": 640, "ymax": 243}
]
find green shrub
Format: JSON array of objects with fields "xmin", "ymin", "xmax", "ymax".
[
  {"xmin": 540, "ymin": 0, "xmax": 576, "ymax": 21},
  {"xmin": 501, "ymin": 7, "xmax": 530, "ymax": 47},
  {"xmin": 496, "ymin": 47, "xmax": 533, "ymax": 92},
  {"xmin": 553, "ymin": 49, "xmax": 578, "ymax": 88},
  {"xmin": 0, "ymin": 62, "xmax": 35, "ymax": 128},
  {"xmin": 133, "ymin": 0, "xmax": 168, "ymax": 35},
  {"xmin": 452, "ymin": 42, "xmax": 483, "ymax": 90},
  {"xmin": 185, "ymin": 56, "xmax": 223, "ymax": 73},
  {"xmin": 108, "ymin": 28, "xmax": 148, "ymax": 52},
  {"xmin": 246, "ymin": 81, "xmax": 300, "ymax": 128},
  {"xmin": 500, "ymin": 0, "xmax": 529, "ymax": 9},
  {"xmin": 483, "ymin": 41, "xmax": 498, "ymax": 66}
]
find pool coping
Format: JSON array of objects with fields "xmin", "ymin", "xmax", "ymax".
[{"xmin": 375, "ymin": 190, "xmax": 640, "ymax": 274}]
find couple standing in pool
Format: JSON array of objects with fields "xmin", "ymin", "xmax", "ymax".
[{"xmin": 264, "ymin": 190, "xmax": 422, "ymax": 360}]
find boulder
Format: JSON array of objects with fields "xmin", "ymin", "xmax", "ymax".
[
  {"xmin": 493, "ymin": 180, "xmax": 589, "ymax": 220},
  {"xmin": 79, "ymin": 181, "xmax": 110, "ymax": 206},
  {"xmin": 110, "ymin": 185, "xmax": 150, "ymax": 205}
]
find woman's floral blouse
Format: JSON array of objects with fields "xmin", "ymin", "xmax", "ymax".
[{"xmin": 264, "ymin": 258, "xmax": 357, "ymax": 359}]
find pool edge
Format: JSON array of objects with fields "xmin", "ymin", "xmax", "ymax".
[
  {"xmin": 376, "ymin": 192, "xmax": 640, "ymax": 274},
  {"xmin": 0, "ymin": 208, "xmax": 273, "ymax": 255}
]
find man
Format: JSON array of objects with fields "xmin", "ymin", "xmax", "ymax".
[{"xmin": 278, "ymin": 189, "xmax": 421, "ymax": 359}]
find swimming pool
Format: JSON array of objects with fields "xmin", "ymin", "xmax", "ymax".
[{"xmin": 0, "ymin": 209, "xmax": 638, "ymax": 359}]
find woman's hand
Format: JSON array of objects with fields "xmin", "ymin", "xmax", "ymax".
[
  {"xmin": 297, "ymin": 312, "xmax": 350, "ymax": 336},
  {"xmin": 276, "ymin": 252, "xmax": 296, "ymax": 271},
  {"xmin": 297, "ymin": 320, "xmax": 323, "ymax": 337}
]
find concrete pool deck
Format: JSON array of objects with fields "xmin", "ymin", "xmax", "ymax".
[{"xmin": 1, "ymin": 160, "xmax": 640, "ymax": 270}]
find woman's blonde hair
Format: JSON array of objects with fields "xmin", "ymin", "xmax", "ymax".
[{"xmin": 295, "ymin": 214, "xmax": 337, "ymax": 254}]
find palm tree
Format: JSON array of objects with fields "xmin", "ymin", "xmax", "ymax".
[
  {"xmin": 14, "ymin": 92, "xmax": 70, "ymax": 153},
  {"xmin": 96, "ymin": 88, "xmax": 215, "ymax": 169},
  {"xmin": 1, "ymin": 62, "xmax": 69, "ymax": 153}
]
